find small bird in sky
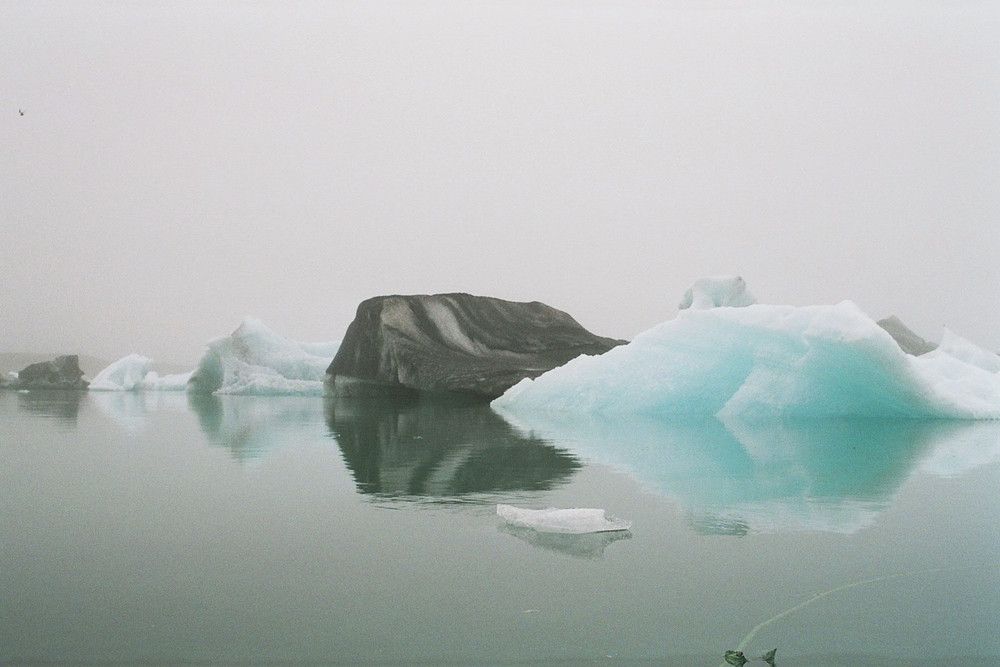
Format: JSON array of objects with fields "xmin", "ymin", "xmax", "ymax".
[{"xmin": 18, "ymin": 109, "xmax": 24, "ymax": 116}]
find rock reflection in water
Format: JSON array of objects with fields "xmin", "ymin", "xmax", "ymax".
[
  {"xmin": 11, "ymin": 389, "xmax": 85, "ymax": 425},
  {"xmin": 325, "ymin": 395, "xmax": 581, "ymax": 498}
]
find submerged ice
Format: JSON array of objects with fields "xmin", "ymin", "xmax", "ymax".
[{"xmin": 494, "ymin": 278, "xmax": 1000, "ymax": 420}]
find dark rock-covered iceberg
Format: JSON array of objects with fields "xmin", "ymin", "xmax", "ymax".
[
  {"xmin": 6, "ymin": 355, "xmax": 89, "ymax": 390},
  {"xmin": 326, "ymin": 293, "xmax": 624, "ymax": 399},
  {"xmin": 877, "ymin": 315, "xmax": 937, "ymax": 356}
]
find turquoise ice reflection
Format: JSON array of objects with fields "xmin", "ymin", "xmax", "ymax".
[
  {"xmin": 494, "ymin": 409, "xmax": 1000, "ymax": 534},
  {"xmin": 86, "ymin": 388, "xmax": 1000, "ymax": 537},
  {"xmin": 88, "ymin": 388, "xmax": 1000, "ymax": 536}
]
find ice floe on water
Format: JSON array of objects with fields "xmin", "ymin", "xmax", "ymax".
[
  {"xmin": 493, "ymin": 277, "xmax": 1000, "ymax": 420},
  {"xmin": 188, "ymin": 317, "xmax": 339, "ymax": 395},
  {"xmin": 89, "ymin": 353, "xmax": 191, "ymax": 391},
  {"xmin": 91, "ymin": 318, "xmax": 339, "ymax": 396},
  {"xmin": 496, "ymin": 504, "xmax": 632, "ymax": 534}
]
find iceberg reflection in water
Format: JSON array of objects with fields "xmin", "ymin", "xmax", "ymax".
[
  {"xmin": 86, "ymin": 383, "xmax": 1000, "ymax": 538},
  {"xmin": 498, "ymin": 522, "xmax": 632, "ymax": 560},
  {"xmin": 494, "ymin": 409, "xmax": 1000, "ymax": 534},
  {"xmin": 186, "ymin": 393, "xmax": 330, "ymax": 461},
  {"xmin": 89, "ymin": 390, "xmax": 190, "ymax": 433},
  {"xmin": 91, "ymin": 391, "xmax": 332, "ymax": 460}
]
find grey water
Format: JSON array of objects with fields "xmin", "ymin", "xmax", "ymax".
[{"xmin": 2, "ymin": 390, "xmax": 999, "ymax": 666}]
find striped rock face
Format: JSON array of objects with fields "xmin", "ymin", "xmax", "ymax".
[{"xmin": 327, "ymin": 293, "xmax": 624, "ymax": 400}]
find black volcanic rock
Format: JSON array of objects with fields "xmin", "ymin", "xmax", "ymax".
[
  {"xmin": 327, "ymin": 293, "xmax": 625, "ymax": 399},
  {"xmin": 877, "ymin": 316, "xmax": 937, "ymax": 356},
  {"xmin": 12, "ymin": 355, "xmax": 89, "ymax": 390}
]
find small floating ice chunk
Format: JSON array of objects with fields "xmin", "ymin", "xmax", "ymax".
[
  {"xmin": 90, "ymin": 354, "xmax": 192, "ymax": 391},
  {"xmin": 496, "ymin": 504, "xmax": 632, "ymax": 534}
]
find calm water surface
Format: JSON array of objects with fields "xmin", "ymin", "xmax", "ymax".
[{"xmin": 2, "ymin": 390, "xmax": 998, "ymax": 666}]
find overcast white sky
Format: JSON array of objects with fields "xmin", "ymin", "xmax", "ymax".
[{"xmin": 2, "ymin": 0, "xmax": 998, "ymax": 366}]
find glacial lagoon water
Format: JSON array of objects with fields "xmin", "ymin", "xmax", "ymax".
[{"xmin": 2, "ymin": 390, "xmax": 999, "ymax": 666}]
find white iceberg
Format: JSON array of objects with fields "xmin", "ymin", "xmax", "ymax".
[
  {"xmin": 187, "ymin": 317, "xmax": 339, "ymax": 396},
  {"xmin": 90, "ymin": 353, "xmax": 192, "ymax": 391},
  {"xmin": 679, "ymin": 275, "xmax": 756, "ymax": 310},
  {"xmin": 926, "ymin": 328, "xmax": 1000, "ymax": 374},
  {"xmin": 496, "ymin": 504, "xmax": 632, "ymax": 534},
  {"xmin": 493, "ymin": 278, "xmax": 1000, "ymax": 420}
]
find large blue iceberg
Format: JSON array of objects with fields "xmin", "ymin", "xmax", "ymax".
[{"xmin": 493, "ymin": 277, "xmax": 1000, "ymax": 420}]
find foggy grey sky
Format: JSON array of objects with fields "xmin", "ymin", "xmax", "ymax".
[{"xmin": 3, "ymin": 0, "xmax": 998, "ymax": 366}]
